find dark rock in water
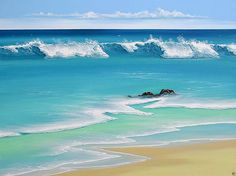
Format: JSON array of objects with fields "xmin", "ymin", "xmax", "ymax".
[
  {"xmin": 159, "ymin": 89, "xmax": 176, "ymax": 96},
  {"xmin": 140, "ymin": 92, "xmax": 155, "ymax": 96},
  {"xmin": 128, "ymin": 89, "xmax": 176, "ymax": 98}
]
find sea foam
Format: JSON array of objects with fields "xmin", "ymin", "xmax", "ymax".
[
  {"xmin": 118, "ymin": 37, "xmax": 219, "ymax": 58},
  {"xmin": 0, "ymin": 97, "xmax": 156, "ymax": 138},
  {"xmin": 0, "ymin": 131, "xmax": 20, "ymax": 138},
  {"xmin": 117, "ymin": 38, "xmax": 236, "ymax": 58},
  {"xmin": 1, "ymin": 37, "xmax": 236, "ymax": 59},
  {"xmin": 1, "ymin": 40, "xmax": 109, "ymax": 58},
  {"xmin": 145, "ymin": 96, "xmax": 236, "ymax": 109},
  {"xmin": 219, "ymin": 44, "xmax": 236, "ymax": 55},
  {"xmin": 119, "ymin": 41, "xmax": 145, "ymax": 52}
]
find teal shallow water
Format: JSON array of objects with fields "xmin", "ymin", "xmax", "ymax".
[{"xmin": 0, "ymin": 30, "xmax": 236, "ymax": 175}]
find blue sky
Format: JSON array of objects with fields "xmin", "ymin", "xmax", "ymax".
[{"xmin": 0, "ymin": 0, "xmax": 235, "ymax": 29}]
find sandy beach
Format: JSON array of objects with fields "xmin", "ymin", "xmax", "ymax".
[{"xmin": 59, "ymin": 140, "xmax": 236, "ymax": 176}]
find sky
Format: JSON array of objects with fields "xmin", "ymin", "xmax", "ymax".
[{"xmin": 0, "ymin": 0, "xmax": 235, "ymax": 29}]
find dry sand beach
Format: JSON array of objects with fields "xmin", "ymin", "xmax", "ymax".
[{"xmin": 59, "ymin": 140, "xmax": 236, "ymax": 176}]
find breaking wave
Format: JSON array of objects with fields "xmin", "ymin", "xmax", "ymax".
[
  {"xmin": 219, "ymin": 44, "xmax": 236, "ymax": 55},
  {"xmin": 0, "ymin": 40, "xmax": 109, "ymax": 58},
  {"xmin": 0, "ymin": 37, "xmax": 236, "ymax": 59},
  {"xmin": 116, "ymin": 37, "xmax": 220, "ymax": 58}
]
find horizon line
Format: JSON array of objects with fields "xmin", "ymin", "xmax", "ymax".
[{"xmin": 0, "ymin": 28, "xmax": 236, "ymax": 31}]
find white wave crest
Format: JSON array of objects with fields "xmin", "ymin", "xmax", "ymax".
[
  {"xmin": 145, "ymin": 96, "xmax": 236, "ymax": 109},
  {"xmin": 0, "ymin": 131, "xmax": 20, "ymax": 138},
  {"xmin": 2, "ymin": 37, "xmax": 236, "ymax": 59},
  {"xmin": 119, "ymin": 41, "xmax": 145, "ymax": 52},
  {"xmin": 1, "ymin": 40, "xmax": 40, "ymax": 53},
  {"xmin": 117, "ymin": 37, "xmax": 219, "ymax": 58},
  {"xmin": 153, "ymin": 38, "xmax": 194, "ymax": 58},
  {"xmin": 1, "ymin": 40, "xmax": 109, "ymax": 58},
  {"xmin": 220, "ymin": 44, "xmax": 236, "ymax": 55},
  {"xmin": 187, "ymin": 40, "xmax": 219, "ymax": 57}
]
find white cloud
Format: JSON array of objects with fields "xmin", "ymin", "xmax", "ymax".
[
  {"xmin": 1, "ymin": 17, "xmax": 236, "ymax": 29},
  {"xmin": 32, "ymin": 8, "xmax": 199, "ymax": 19},
  {"xmin": 2, "ymin": 8, "xmax": 235, "ymax": 29}
]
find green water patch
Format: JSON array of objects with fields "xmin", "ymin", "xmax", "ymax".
[
  {"xmin": 1, "ymin": 106, "xmax": 236, "ymax": 152},
  {"xmin": 0, "ymin": 105, "xmax": 236, "ymax": 170}
]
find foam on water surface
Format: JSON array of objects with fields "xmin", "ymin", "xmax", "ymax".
[
  {"xmin": 145, "ymin": 96, "xmax": 236, "ymax": 109},
  {"xmin": 1, "ymin": 40, "xmax": 109, "ymax": 58}
]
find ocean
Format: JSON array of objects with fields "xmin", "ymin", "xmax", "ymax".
[{"xmin": 0, "ymin": 29, "xmax": 236, "ymax": 175}]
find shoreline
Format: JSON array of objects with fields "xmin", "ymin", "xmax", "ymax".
[{"xmin": 58, "ymin": 139, "xmax": 236, "ymax": 176}]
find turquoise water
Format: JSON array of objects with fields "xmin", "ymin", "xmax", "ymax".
[{"xmin": 0, "ymin": 29, "xmax": 236, "ymax": 175}]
